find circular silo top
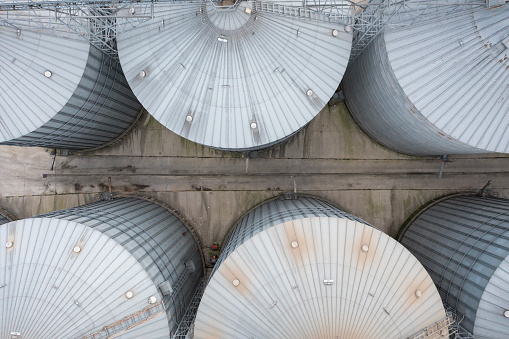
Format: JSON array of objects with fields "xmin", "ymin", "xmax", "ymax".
[
  {"xmin": 0, "ymin": 218, "xmax": 170, "ymax": 338},
  {"xmin": 194, "ymin": 217, "xmax": 447, "ymax": 338},
  {"xmin": 384, "ymin": 5, "xmax": 509, "ymax": 153},
  {"xmin": 117, "ymin": 2, "xmax": 352, "ymax": 150},
  {"xmin": 0, "ymin": 16, "xmax": 91, "ymax": 143}
]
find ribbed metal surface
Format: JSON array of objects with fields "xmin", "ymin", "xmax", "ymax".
[
  {"xmin": 0, "ymin": 208, "xmax": 16, "ymax": 226},
  {"xmin": 0, "ymin": 214, "xmax": 10, "ymax": 225},
  {"xmin": 401, "ymin": 195, "xmax": 509, "ymax": 337},
  {"xmin": 117, "ymin": 2, "xmax": 352, "ymax": 151},
  {"xmin": 194, "ymin": 197, "xmax": 446, "ymax": 338},
  {"xmin": 214, "ymin": 197, "xmax": 372, "ymax": 271},
  {"xmin": 0, "ymin": 16, "xmax": 142, "ymax": 150},
  {"xmin": 343, "ymin": 5, "xmax": 509, "ymax": 155},
  {"xmin": 0, "ymin": 198, "xmax": 203, "ymax": 338}
]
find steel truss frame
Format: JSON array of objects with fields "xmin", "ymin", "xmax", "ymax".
[{"xmin": 0, "ymin": 0, "xmax": 493, "ymax": 59}]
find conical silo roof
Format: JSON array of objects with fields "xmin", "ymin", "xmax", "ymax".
[
  {"xmin": 401, "ymin": 195, "xmax": 509, "ymax": 338},
  {"xmin": 0, "ymin": 198, "xmax": 203, "ymax": 338},
  {"xmin": 0, "ymin": 12, "xmax": 142, "ymax": 150},
  {"xmin": 343, "ymin": 4, "xmax": 509, "ymax": 155},
  {"xmin": 194, "ymin": 197, "xmax": 447, "ymax": 338},
  {"xmin": 117, "ymin": 2, "xmax": 352, "ymax": 151}
]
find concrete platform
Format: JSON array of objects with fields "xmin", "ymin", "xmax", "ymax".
[{"xmin": 1, "ymin": 101, "xmax": 508, "ymax": 268}]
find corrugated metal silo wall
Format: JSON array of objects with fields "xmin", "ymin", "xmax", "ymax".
[
  {"xmin": 342, "ymin": 23, "xmax": 486, "ymax": 155},
  {"xmin": 214, "ymin": 197, "xmax": 372, "ymax": 275},
  {"xmin": 1, "ymin": 46, "xmax": 142, "ymax": 150},
  {"xmin": 37, "ymin": 197, "xmax": 203, "ymax": 333},
  {"xmin": 400, "ymin": 195, "xmax": 509, "ymax": 335},
  {"xmin": 0, "ymin": 213, "xmax": 10, "ymax": 225}
]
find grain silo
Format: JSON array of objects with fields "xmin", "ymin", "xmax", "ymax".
[
  {"xmin": 116, "ymin": 2, "xmax": 352, "ymax": 151},
  {"xmin": 400, "ymin": 195, "xmax": 509, "ymax": 338},
  {"xmin": 194, "ymin": 197, "xmax": 448, "ymax": 338},
  {"xmin": 343, "ymin": 4, "xmax": 509, "ymax": 155},
  {"xmin": 0, "ymin": 197, "xmax": 203, "ymax": 338},
  {"xmin": 0, "ymin": 12, "xmax": 143, "ymax": 150}
]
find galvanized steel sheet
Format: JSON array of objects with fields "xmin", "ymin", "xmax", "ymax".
[
  {"xmin": 194, "ymin": 197, "xmax": 446, "ymax": 338},
  {"xmin": 343, "ymin": 5, "xmax": 509, "ymax": 155},
  {"xmin": 0, "ymin": 198, "xmax": 203, "ymax": 338},
  {"xmin": 117, "ymin": 2, "xmax": 352, "ymax": 150},
  {"xmin": 401, "ymin": 195, "xmax": 509, "ymax": 337},
  {"xmin": 0, "ymin": 213, "xmax": 10, "ymax": 225},
  {"xmin": 0, "ymin": 13, "xmax": 142, "ymax": 150}
]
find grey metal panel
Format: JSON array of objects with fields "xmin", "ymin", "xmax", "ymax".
[
  {"xmin": 38, "ymin": 197, "xmax": 203, "ymax": 334},
  {"xmin": 0, "ymin": 16, "xmax": 142, "ymax": 150},
  {"xmin": 117, "ymin": 2, "xmax": 352, "ymax": 151},
  {"xmin": 0, "ymin": 214, "xmax": 10, "ymax": 225},
  {"xmin": 343, "ymin": 5, "xmax": 509, "ymax": 155},
  {"xmin": 214, "ymin": 197, "xmax": 372, "ymax": 273},
  {"xmin": 0, "ymin": 218, "xmax": 169, "ymax": 338},
  {"xmin": 401, "ymin": 195, "xmax": 509, "ymax": 337},
  {"xmin": 195, "ymin": 197, "xmax": 446, "ymax": 338},
  {"xmin": 0, "ymin": 198, "xmax": 203, "ymax": 338},
  {"xmin": 475, "ymin": 256, "xmax": 509, "ymax": 338}
]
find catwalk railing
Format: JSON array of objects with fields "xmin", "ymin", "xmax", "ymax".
[
  {"xmin": 0, "ymin": 0, "xmax": 496, "ymax": 59},
  {"xmin": 82, "ymin": 301, "xmax": 166, "ymax": 339},
  {"xmin": 172, "ymin": 279, "xmax": 206, "ymax": 339}
]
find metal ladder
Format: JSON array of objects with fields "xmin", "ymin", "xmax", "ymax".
[
  {"xmin": 172, "ymin": 279, "xmax": 206, "ymax": 339},
  {"xmin": 82, "ymin": 302, "xmax": 166, "ymax": 339},
  {"xmin": 169, "ymin": 268, "xmax": 191, "ymax": 298},
  {"xmin": 407, "ymin": 314, "xmax": 454, "ymax": 339},
  {"xmin": 166, "ymin": 245, "xmax": 199, "ymax": 298}
]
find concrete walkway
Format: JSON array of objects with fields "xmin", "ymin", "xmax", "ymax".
[{"xmin": 1, "ymin": 102, "xmax": 508, "ymax": 267}]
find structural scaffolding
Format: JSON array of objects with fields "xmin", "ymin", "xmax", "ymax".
[{"xmin": 0, "ymin": 0, "xmax": 492, "ymax": 59}]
